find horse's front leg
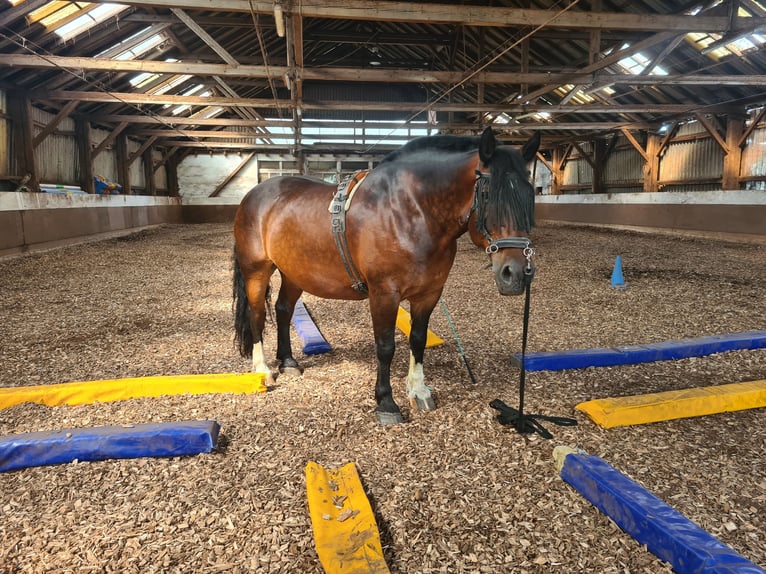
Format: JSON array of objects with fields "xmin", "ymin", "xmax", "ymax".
[
  {"xmin": 275, "ymin": 274, "xmax": 303, "ymax": 376},
  {"xmin": 369, "ymin": 292, "xmax": 404, "ymax": 425},
  {"xmin": 407, "ymin": 295, "xmax": 440, "ymax": 412}
]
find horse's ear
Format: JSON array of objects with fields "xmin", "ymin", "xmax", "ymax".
[
  {"xmin": 479, "ymin": 127, "xmax": 496, "ymax": 163},
  {"xmin": 522, "ymin": 131, "xmax": 541, "ymax": 162}
]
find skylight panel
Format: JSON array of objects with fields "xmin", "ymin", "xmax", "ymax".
[
  {"xmin": 32, "ymin": 2, "xmax": 82, "ymax": 28},
  {"xmin": 129, "ymin": 72, "xmax": 161, "ymax": 88},
  {"xmin": 96, "ymin": 26, "xmax": 166, "ymax": 59},
  {"xmin": 554, "ymin": 84, "xmax": 596, "ymax": 104},
  {"xmin": 114, "ymin": 33, "xmax": 164, "ymax": 60},
  {"xmin": 616, "ymin": 49, "xmax": 668, "ymax": 76},
  {"xmin": 150, "ymin": 73, "xmax": 193, "ymax": 95},
  {"xmin": 194, "ymin": 107, "xmax": 225, "ymax": 120},
  {"xmin": 166, "ymin": 85, "xmax": 211, "ymax": 115},
  {"xmin": 55, "ymin": 4, "xmax": 128, "ymax": 41},
  {"xmin": 28, "ymin": 2, "xmax": 128, "ymax": 40}
]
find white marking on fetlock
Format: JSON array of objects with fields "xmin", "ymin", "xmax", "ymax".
[
  {"xmin": 252, "ymin": 342, "xmax": 274, "ymax": 384},
  {"xmin": 406, "ymin": 353, "xmax": 431, "ymax": 402}
]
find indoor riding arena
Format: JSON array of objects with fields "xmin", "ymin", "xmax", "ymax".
[{"xmin": 1, "ymin": 1, "xmax": 766, "ymax": 573}]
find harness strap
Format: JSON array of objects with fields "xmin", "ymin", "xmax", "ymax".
[{"xmin": 330, "ymin": 171, "xmax": 369, "ymax": 294}]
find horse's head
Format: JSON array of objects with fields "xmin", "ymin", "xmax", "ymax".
[{"xmin": 468, "ymin": 128, "xmax": 540, "ymax": 296}]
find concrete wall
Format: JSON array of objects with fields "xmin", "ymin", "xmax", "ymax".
[
  {"xmin": 536, "ymin": 190, "xmax": 766, "ymax": 237},
  {"xmin": 181, "ymin": 197, "xmax": 239, "ymax": 224},
  {"xmin": 2, "ymin": 189, "xmax": 763, "ymax": 259},
  {"xmin": 0, "ymin": 193, "xmax": 183, "ymax": 257}
]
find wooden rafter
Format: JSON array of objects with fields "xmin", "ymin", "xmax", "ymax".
[{"xmin": 81, "ymin": 0, "xmax": 755, "ymax": 33}]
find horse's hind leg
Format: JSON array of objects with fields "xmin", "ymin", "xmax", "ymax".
[
  {"xmin": 406, "ymin": 295, "xmax": 440, "ymax": 412},
  {"xmin": 369, "ymin": 292, "xmax": 404, "ymax": 425},
  {"xmin": 243, "ymin": 265, "xmax": 277, "ymax": 385},
  {"xmin": 275, "ymin": 274, "xmax": 303, "ymax": 376}
]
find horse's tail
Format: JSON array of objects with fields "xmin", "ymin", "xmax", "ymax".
[{"xmin": 232, "ymin": 247, "xmax": 254, "ymax": 358}]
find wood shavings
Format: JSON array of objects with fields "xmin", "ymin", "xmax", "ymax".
[{"xmin": 0, "ymin": 223, "xmax": 763, "ymax": 572}]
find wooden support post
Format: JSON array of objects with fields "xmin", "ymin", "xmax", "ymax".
[
  {"xmin": 166, "ymin": 154, "xmax": 180, "ymax": 197},
  {"xmin": 723, "ymin": 115, "xmax": 744, "ymax": 190},
  {"xmin": 7, "ymin": 91, "xmax": 40, "ymax": 192},
  {"xmin": 621, "ymin": 128, "xmax": 660, "ymax": 193},
  {"xmin": 116, "ymin": 133, "xmax": 131, "ymax": 195},
  {"xmin": 645, "ymin": 133, "xmax": 661, "ymax": 193},
  {"xmin": 592, "ymin": 138, "xmax": 606, "ymax": 194},
  {"xmin": 550, "ymin": 145, "xmax": 566, "ymax": 195},
  {"xmin": 75, "ymin": 117, "xmax": 95, "ymax": 194},
  {"xmin": 142, "ymin": 146, "xmax": 156, "ymax": 196}
]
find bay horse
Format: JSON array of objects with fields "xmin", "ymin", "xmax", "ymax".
[{"xmin": 232, "ymin": 127, "xmax": 540, "ymax": 424}]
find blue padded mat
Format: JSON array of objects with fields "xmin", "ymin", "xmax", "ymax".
[
  {"xmin": 292, "ymin": 299, "xmax": 331, "ymax": 355},
  {"xmin": 0, "ymin": 420, "xmax": 220, "ymax": 472},
  {"xmin": 513, "ymin": 330, "xmax": 766, "ymax": 372},
  {"xmin": 559, "ymin": 451, "xmax": 765, "ymax": 574}
]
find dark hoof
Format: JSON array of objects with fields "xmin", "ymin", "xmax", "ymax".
[
  {"xmin": 416, "ymin": 396, "xmax": 437, "ymax": 411},
  {"xmin": 376, "ymin": 411, "xmax": 404, "ymax": 425},
  {"xmin": 278, "ymin": 358, "xmax": 303, "ymax": 377}
]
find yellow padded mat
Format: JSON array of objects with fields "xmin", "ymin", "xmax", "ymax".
[
  {"xmin": 396, "ymin": 307, "xmax": 444, "ymax": 348},
  {"xmin": 576, "ymin": 379, "xmax": 766, "ymax": 428},
  {"xmin": 0, "ymin": 372, "xmax": 267, "ymax": 411},
  {"xmin": 305, "ymin": 461, "xmax": 390, "ymax": 574}
]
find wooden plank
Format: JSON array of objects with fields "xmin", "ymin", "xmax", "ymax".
[
  {"xmin": 32, "ymin": 100, "xmax": 79, "ymax": 148},
  {"xmin": 79, "ymin": 0, "xmax": 744, "ymax": 33},
  {"xmin": 620, "ymin": 128, "xmax": 649, "ymax": 162},
  {"xmin": 694, "ymin": 113, "xmax": 729, "ymax": 154},
  {"xmin": 91, "ymin": 122, "xmax": 128, "ymax": 159}
]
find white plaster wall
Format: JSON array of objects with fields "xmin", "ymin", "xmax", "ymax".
[{"xmin": 177, "ymin": 153, "xmax": 259, "ymax": 200}]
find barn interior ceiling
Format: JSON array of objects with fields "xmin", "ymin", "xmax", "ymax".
[{"xmin": 2, "ymin": 0, "xmax": 766, "ymax": 160}]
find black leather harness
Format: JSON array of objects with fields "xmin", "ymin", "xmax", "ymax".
[{"xmin": 330, "ymin": 171, "xmax": 369, "ymax": 294}]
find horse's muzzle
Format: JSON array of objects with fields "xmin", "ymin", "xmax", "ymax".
[{"xmin": 493, "ymin": 258, "xmax": 528, "ymax": 296}]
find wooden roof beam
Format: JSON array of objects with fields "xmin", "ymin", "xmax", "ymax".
[
  {"xmin": 10, "ymin": 55, "xmax": 766, "ymax": 88},
  {"xmin": 38, "ymin": 90, "xmax": 732, "ymax": 116},
  {"xmin": 82, "ymin": 0, "xmax": 755, "ymax": 33}
]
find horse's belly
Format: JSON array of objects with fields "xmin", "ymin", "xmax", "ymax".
[{"xmin": 272, "ymin": 255, "xmax": 368, "ymax": 301}]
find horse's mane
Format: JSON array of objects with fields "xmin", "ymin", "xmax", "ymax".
[
  {"xmin": 475, "ymin": 147, "xmax": 535, "ymax": 233},
  {"xmin": 380, "ymin": 134, "xmax": 480, "ymax": 164},
  {"xmin": 381, "ymin": 132, "xmax": 535, "ymax": 233}
]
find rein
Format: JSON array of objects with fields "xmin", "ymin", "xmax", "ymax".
[{"xmin": 473, "ymin": 171, "xmax": 577, "ymax": 438}]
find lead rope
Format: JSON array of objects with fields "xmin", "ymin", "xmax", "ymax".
[
  {"xmin": 439, "ymin": 297, "xmax": 478, "ymax": 385},
  {"xmin": 490, "ymin": 266, "xmax": 578, "ymax": 439},
  {"xmin": 516, "ymin": 270, "xmax": 533, "ymax": 431}
]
